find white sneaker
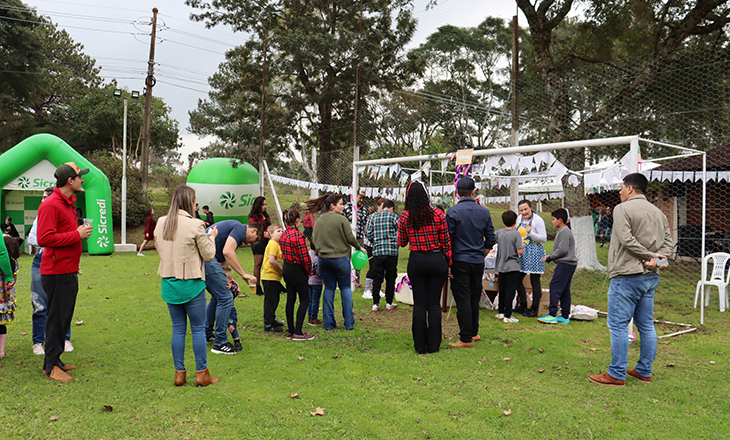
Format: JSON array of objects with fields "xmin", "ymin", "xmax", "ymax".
[
  {"xmin": 503, "ymin": 316, "xmax": 519, "ymax": 323},
  {"xmin": 362, "ymin": 290, "xmax": 373, "ymax": 299},
  {"xmin": 371, "ymin": 304, "xmax": 379, "ymax": 312},
  {"xmin": 32, "ymin": 343, "xmax": 45, "ymax": 355},
  {"xmin": 64, "ymin": 340, "xmax": 74, "ymax": 352},
  {"xmin": 494, "ymin": 313, "xmax": 505, "ymax": 320},
  {"xmin": 137, "ymin": 253, "xmax": 145, "ymax": 257},
  {"xmin": 386, "ymin": 303, "xmax": 398, "ymax": 311},
  {"xmin": 379, "ymin": 291, "xmax": 386, "ymax": 298}
]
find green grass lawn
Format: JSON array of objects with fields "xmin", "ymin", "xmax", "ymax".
[{"xmin": 1, "ymin": 241, "xmax": 728, "ymax": 439}]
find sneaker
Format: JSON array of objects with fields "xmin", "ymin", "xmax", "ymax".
[
  {"xmin": 286, "ymin": 333, "xmax": 294, "ymax": 339},
  {"xmin": 555, "ymin": 316, "xmax": 570, "ymax": 324},
  {"xmin": 523, "ymin": 309, "xmax": 538, "ymax": 318},
  {"xmin": 206, "ymin": 334, "xmax": 216, "ymax": 343},
  {"xmin": 32, "ymin": 343, "xmax": 45, "ymax": 355},
  {"xmin": 379, "ymin": 291, "xmax": 386, "ymax": 298},
  {"xmin": 371, "ymin": 304, "xmax": 379, "ymax": 312},
  {"xmin": 264, "ymin": 325, "xmax": 284, "ymax": 333},
  {"xmin": 274, "ymin": 320, "xmax": 285, "ymax": 327},
  {"xmin": 386, "ymin": 303, "xmax": 398, "ymax": 311},
  {"xmin": 537, "ymin": 315, "xmax": 558, "ymax": 324},
  {"xmin": 137, "ymin": 253, "xmax": 145, "ymax": 257},
  {"xmin": 211, "ymin": 342, "xmax": 237, "ymax": 354},
  {"xmin": 292, "ymin": 333, "xmax": 316, "ymax": 341},
  {"xmin": 503, "ymin": 316, "xmax": 519, "ymax": 323},
  {"xmin": 308, "ymin": 318, "xmax": 323, "ymax": 326},
  {"xmin": 64, "ymin": 340, "xmax": 74, "ymax": 352},
  {"xmin": 494, "ymin": 313, "xmax": 505, "ymax": 320},
  {"xmin": 233, "ymin": 340, "xmax": 243, "ymax": 352},
  {"xmin": 362, "ymin": 290, "xmax": 373, "ymax": 299}
]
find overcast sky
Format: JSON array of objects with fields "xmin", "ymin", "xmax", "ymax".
[{"xmin": 25, "ymin": 0, "xmax": 525, "ymax": 163}]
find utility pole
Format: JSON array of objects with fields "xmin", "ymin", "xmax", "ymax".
[
  {"xmin": 259, "ymin": 32, "xmax": 267, "ymax": 197},
  {"xmin": 510, "ymin": 14, "xmax": 520, "ymax": 212},
  {"xmin": 141, "ymin": 7, "xmax": 158, "ymax": 194}
]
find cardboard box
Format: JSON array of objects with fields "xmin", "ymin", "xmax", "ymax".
[{"xmin": 394, "ymin": 273, "xmax": 455, "ymax": 307}]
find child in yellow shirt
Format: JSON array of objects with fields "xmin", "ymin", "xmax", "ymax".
[{"xmin": 262, "ymin": 225, "xmax": 284, "ymax": 332}]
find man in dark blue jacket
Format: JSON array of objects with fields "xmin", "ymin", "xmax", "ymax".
[{"xmin": 446, "ymin": 176, "xmax": 496, "ymax": 348}]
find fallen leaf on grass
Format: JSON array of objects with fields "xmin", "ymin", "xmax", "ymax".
[
  {"xmin": 103, "ymin": 405, "xmax": 113, "ymax": 411},
  {"xmin": 590, "ymin": 348, "xmax": 598, "ymax": 351},
  {"xmin": 289, "ymin": 393, "xmax": 299, "ymax": 399},
  {"xmin": 565, "ymin": 361, "xmax": 569, "ymax": 365},
  {"xmin": 526, "ymin": 347, "xmax": 532, "ymax": 351},
  {"xmin": 298, "ymin": 356, "xmax": 305, "ymax": 361},
  {"xmin": 478, "ymin": 361, "xmax": 482, "ymax": 365},
  {"xmin": 503, "ymin": 409, "xmax": 512, "ymax": 416},
  {"xmin": 16, "ymin": 360, "xmax": 22, "ymax": 365},
  {"xmin": 538, "ymin": 348, "xmax": 544, "ymax": 353},
  {"xmin": 416, "ymin": 377, "xmax": 422, "ymax": 381},
  {"xmin": 20, "ymin": 332, "xmax": 27, "ymax": 336},
  {"xmin": 710, "ymin": 361, "xmax": 717, "ymax": 364},
  {"xmin": 666, "ymin": 363, "xmax": 676, "ymax": 367},
  {"xmin": 50, "ymin": 416, "xmax": 59, "ymax": 421},
  {"xmin": 310, "ymin": 407, "xmax": 325, "ymax": 416},
  {"xmin": 332, "ymin": 354, "xmax": 339, "ymax": 359},
  {"xmin": 75, "ymin": 320, "xmax": 84, "ymax": 325},
  {"xmin": 502, "ymin": 357, "xmax": 511, "ymax": 361},
  {"xmin": 538, "ymin": 369, "xmax": 545, "ymax": 373}
]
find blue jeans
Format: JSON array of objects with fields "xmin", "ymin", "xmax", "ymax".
[
  {"xmin": 167, "ymin": 290, "xmax": 207, "ymax": 371},
  {"xmin": 319, "ymin": 256, "xmax": 354, "ymax": 330},
  {"xmin": 204, "ymin": 259, "xmax": 234, "ymax": 346},
  {"xmin": 308, "ymin": 284, "xmax": 323, "ymax": 319},
  {"xmin": 607, "ymin": 274, "xmax": 660, "ymax": 380},
  {"xmin": 31, "ymin": 252, "xmax": 70, "ymax": 345},
  {"xmin": 206, "ymin": 296, "xmax": 239, "ymax": 340}
]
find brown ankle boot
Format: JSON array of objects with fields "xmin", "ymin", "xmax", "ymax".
[
  {"xmin": 174, "ymin": 369, "xmax": 186, "ymax": 386},
  {"xmin": 195, "ymin": 368, "xmax": 219, "ymax": 387}
]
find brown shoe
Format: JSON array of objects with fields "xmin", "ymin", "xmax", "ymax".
[
  {"xmin": 42, "ymin": 364, "xmax": 76, "ymax": 375},
  {"xmin": 589, "ymin": 372, "xmax": 625, "ymax": 387},
  {"xmin": 471, "ymin": 335, "xmax": 481, "ymax": 342},
  {"xmin": 448, "ymin": 340, "xmax": 473, "ymax": 348},
  {"xmin": 627, "ymin": 369, "xmax": 651, "ymax": 383},
  {"xmin": 47, "ymin": 365, "xmax": 73, "ymax": 382},
  {"xmin": 175, "ymin": 369, "xmax": 187, "ymax": 386},
  {"xmin": 195, "ymin": 368, "xmax": 220, "ymax": 387}
]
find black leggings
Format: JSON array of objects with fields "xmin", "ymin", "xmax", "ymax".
[
  {"xmin": 408, "ymin": 251, "xmax": 448, "ymax": 354},
  {"xmin": 283, "ymin": 262, "xmax": 310, "ymax": 335},
  {"xmin": 0, "ymin": 325, "xmax": 6, "ymax": 335},
  {"xmin": 516, "ymin": 273, "xmax": 542, "ymax": 310}
]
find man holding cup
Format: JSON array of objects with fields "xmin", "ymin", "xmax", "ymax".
[{"xmin": 36, "ymin": 162, "xmax": 93, "ymax": 382}]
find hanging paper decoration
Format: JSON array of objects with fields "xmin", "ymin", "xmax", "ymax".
[
  {"xmin": 369, "ymin": 165, "xmax": 379, "ymax": 179},
  {"xmin": 550, "ymin": 161, "xmax": 569, "ymax": 180},
  {"xmin": 518, "ymin": 156, "xmax": 535, "ymax": 173},
  {"xmin": 377, "ymin": 165, "xmax": 388, "ymax": 179},
  {"xmin": 357, "ymin": 166, "xmax": 366, "ymax": 176},
  {"xmin": 568, "ymin": 174, "xmax": 581, "ymax": 187},
  {"xmin": 411, "ymin": 170, "xmax": 422, "ymax": 182},
  {"xmin": 398, "ymin": 170, "xmax": 409, "ymax": 186},
  {"xmin": 440, "ymin": 159, "xmax": 449, "ymax": 175},
  {"xmin": 584, "ymin": 171, "xmax": 601, "ymax": 189},
  {"xmin": 389, "ymin": 163, "xmax": 401, "ymax": 178}
]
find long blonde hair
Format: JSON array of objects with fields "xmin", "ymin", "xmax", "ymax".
[{"xmin": 162, "ymin": 185, "xmax": 196, "ymax": 241}]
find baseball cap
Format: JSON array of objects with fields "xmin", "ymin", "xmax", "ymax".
[
  {"xmin": 457, "ymin": 176, "xmax": 475, "ymax": 191},
  {"xmin": 54, "ymin": 162, "xmax": 89, "ymax": 181}
]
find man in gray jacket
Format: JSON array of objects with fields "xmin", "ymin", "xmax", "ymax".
[{"xmin": 590, "ymin": 173, "xmax": 673, "ymax": 387}]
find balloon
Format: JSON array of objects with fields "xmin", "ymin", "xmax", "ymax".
[{"xmin": 351, "ymin": 249, "xmax": 368, "ymax": 271}]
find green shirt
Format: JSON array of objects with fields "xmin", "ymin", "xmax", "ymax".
[
  {"xmin": 0, "ymin": 238, "xmax": 13, "ymax": 282},
  {"xmin": 312, "ymin": 212, "xmax": 360, "ymax": 258},
  {"xmin": 161, "ymin": 277, "xmax": 206, "ymax": 304}
]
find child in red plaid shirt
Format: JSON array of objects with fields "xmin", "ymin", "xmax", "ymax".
[{"xmin": 280, "ymin": 209, "xmax": 315, "ymax": 341}]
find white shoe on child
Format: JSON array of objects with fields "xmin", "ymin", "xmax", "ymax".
[{"xmin": 362, "ymin": 290, "xmax": 373, "ymax": 299}]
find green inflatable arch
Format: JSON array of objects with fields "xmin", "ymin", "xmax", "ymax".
[{"xmin": 0, "ymin": 134, "xmax": 114, "ymax": 255}]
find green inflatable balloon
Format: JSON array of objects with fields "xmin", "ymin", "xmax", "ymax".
[
  {"xmin": 187, "ymin": 158, "xmax": 260, "ymax": 223},
  {"xmin": 351, "ymin": 249, "xmax": 368, "ymax": 271}
]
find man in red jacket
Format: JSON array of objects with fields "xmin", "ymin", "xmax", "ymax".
[{"xmin": 37, "ymin": 162, "xmax": 92, "ymax": 382}]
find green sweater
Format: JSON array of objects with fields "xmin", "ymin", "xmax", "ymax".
[
  {"xmin": 312, "ymin": 212, "xmax": 360, "ymax": 258},
  {"xmin": 0, "ymin": 238, "xmax": 13, "ymax": 282}
]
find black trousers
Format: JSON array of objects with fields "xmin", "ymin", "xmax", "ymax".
[
  {"xmin": 498, "ymin": 271, "xmax": 522, "ymax": 318},
  {"xmin": 371, "ymin": 255, "xmax": 398, "ymax": 306},
  {"xmin": 283, "ymin": 262, "xmax": 310, "ymax": 335},
  {"xmin": 451, "ymin": 260, "xmax": 484, "ymax": 343},
  {"xmin": 549, "ymin": 263, "xmax": 577, "ymax": 318},
  {"xmin": 516, "ymin": 273, "xmax": 543, "ymax": 310},
  {"xmin": 365, "ymin": 245, "xmax": 376, "ymax": 280},
  {"xmin": 41, "ymin": 273, "xmax": 78, "ymax": 375},
  {"xmin": 262, "ymin": 279, "xmax": 284, "ymax": 327},
  {"xmin": 408, "ymin": 251, "xmax": 447, "ymax": 354}
]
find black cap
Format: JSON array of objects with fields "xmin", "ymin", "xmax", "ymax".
[
  {"xmin": 54, "ymin": 162, "xmax": 89, "ymax": 182},
  {"xmin": 457, "ymin": 176, "xmax": 475, "ymax": 191}
]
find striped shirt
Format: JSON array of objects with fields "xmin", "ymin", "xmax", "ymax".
[
  {"xmin": 397, "ymin": 207, "xmax": 452, "ymax": 266},
  {"xmin": 280, "ymin": 225, "xmax": 312, "ymax": 275},
  {"xmin": 367, "ymin": 210, "xmax": 399, "ymax": 256}
]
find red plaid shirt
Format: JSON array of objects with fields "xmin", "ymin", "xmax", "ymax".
[
  {"xmin": 398, "ymin": 207, "xmax": 452, "ymax": 266},
  {"xmin": 249, "ymin": 212, "xmax": 271, "ymax": 230},
  {"xmin": 280, "ymin": 225, "xmax": 312, "ymax": 275}
]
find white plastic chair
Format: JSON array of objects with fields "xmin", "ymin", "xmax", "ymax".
[{"xmin": 695, "ymin": 252, "xmax": 730, "ymax": 323}]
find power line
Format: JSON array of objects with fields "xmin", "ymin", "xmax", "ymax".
[
  {"xmin": 156, "ymin": 79, "xmax": 208, "ymax": 94},
  {"xmin": 27, "ymin": 0, "xmax": 149, "ymax": 13},
  {"xmin": 0, "ymin": 14, "xmax": 142, "ymax": 35},
  {"xmin": 0, "ymin": 4, "xmax": 137, "ymax": 25},
  {"xmin": 158, "ymin": 38, "xmax": 227, "ymax": 55}
]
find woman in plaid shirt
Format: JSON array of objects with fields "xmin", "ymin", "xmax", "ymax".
[
  {"xmin": 398, "ymin": 181, "xmax": 452, "ymax": 354},
  {"xmin": 280, "ymin": 209, "xmax": 314, "ymax": 341}
]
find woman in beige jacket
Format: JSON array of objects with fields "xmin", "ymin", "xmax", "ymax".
[{"xmin": 155, "ymin": 185, "xmax": 218, "ymax": 387}]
